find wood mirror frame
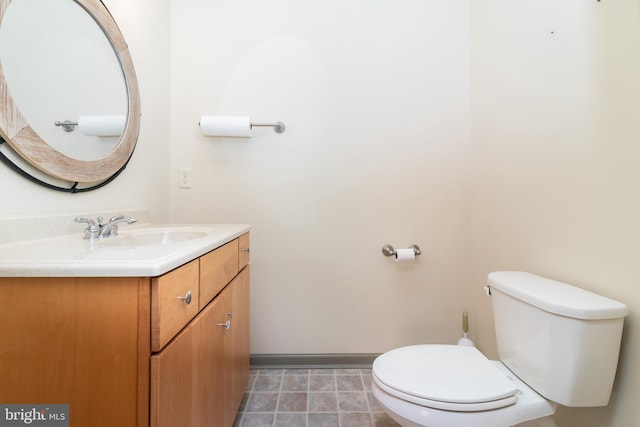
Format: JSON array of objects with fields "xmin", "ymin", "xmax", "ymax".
[{"xmin": 0, "ymin": 0, "xmax": 140, "ymax": 186}]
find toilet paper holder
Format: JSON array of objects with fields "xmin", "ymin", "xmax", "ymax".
[
  {"xmin": 54, "ymin": 120, "xmax": 78, "ymax": 132},
  {"xmin": 382, "ymin": 244, "xmax": 422, "ymax": 257}
]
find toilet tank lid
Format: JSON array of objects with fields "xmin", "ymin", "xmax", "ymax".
[{"xmin": 488, "ymin": 271, "xmax": 629, "ymax": 320}]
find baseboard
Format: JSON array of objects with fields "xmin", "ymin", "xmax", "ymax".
[{"xmin": 250, "ymin": 353, "xmax": 380, "ymax": 369}]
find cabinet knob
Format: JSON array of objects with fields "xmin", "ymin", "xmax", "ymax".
[
  {"xmin": 227, "ymin": 310, "xmax": 234, "ymax": 318},
  {"xmin": 218, "ymin": 320, "xmax": 231, "ymax": 330},
  {"xmin": 176, "ymin": 291, "xmax": 192, "ymax": 305},
  {"xmin": 240, "ymin": 247, "xmax": 250, "ymax": 253}
]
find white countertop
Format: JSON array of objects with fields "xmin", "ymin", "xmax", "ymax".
[{"xmin": 0, "ymin": 223, "xmax": 250, "ymax": 277}]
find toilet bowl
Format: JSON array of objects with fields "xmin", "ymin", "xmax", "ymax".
[
  {"xmin": 371, "ymin": 272, "xmax": 628, "ymax": 427},
  {"xmin": 371, "ymin": 345, "xmax": 557, "ymax": 427}
]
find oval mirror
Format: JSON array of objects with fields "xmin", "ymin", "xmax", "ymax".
[{"xmin": 0, "ymin": 0, "xmax": 140, "ymax": 191}]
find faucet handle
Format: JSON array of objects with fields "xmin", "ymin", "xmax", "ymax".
[
  {"xmin": 74, "ymin": 216, "xmax": 97, "ymax": 228},
  {"xmin": 99, "ymin": 215, "xmax": 137, "ymax": 238},
  {"xmin": 74, "ymin": 217, "xmax": 100, "ymax": 239}
]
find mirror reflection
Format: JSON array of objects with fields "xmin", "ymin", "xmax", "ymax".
[{"xmin": 0, "ymin": 0, "xmax": 127, "ymax": 161}]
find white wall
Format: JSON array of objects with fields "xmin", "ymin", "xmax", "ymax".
[
  {"xmin": 470, "ymin": 1, "xmax": 640, "ymax": 426},
  {"xmin": 0, "ymin": 0, "xmax": 171, "ymax": 222},
  {"xmin": 169, "ymin": 0, "xmax": 471, "ymax": 353}
]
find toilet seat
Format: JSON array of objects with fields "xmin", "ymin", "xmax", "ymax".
[{"xmin": 372, "ymin": 345, "xmax": 520, "ymax": 412}]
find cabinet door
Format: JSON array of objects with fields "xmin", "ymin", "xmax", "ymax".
[
  {"xmin": 0, "ymin": 277, "xmax": 149, "ymax": 427},
  {"xmin": 224, "ymin": 266, "xmax": 250, "ymax": 426},
  {"xmin": 193, "ymin": 289, "xmax": 229, "ymax": 427},
  {"xmin": 150, "ymin": 320, "xmax": 195, "ymax": 427}
]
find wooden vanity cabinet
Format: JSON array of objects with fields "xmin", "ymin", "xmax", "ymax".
[{"xmin": 0, "ymin": 232, "xmax": 250, "ymax": 427}]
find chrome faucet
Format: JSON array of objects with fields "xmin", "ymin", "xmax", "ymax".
[{"xmin": 75, "ymin": 215, "xmax": 137, "ymax": 240}]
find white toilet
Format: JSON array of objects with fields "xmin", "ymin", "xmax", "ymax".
[{"xmin": 372, "ymin": 271, "xmax": 629, "ymax": 427}]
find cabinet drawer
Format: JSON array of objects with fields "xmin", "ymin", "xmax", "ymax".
[
  {"xmin": 151, "ymin": 259, "xmax": 199, "ymax": 352},
  {"xmin": 199, "ymin": 239, "xmax": 238, "ymax": 310},
  {"xmin": 239, "ymin": 232, "xmax": 250, "ymax": 270}
]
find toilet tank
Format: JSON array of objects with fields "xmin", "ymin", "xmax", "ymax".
[{"xmin": 487, "ymin": 271, "xmax": 628, "ymax": 407}]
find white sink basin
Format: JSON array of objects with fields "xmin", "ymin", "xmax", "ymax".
[{"xmin": 98, "ymin": 228, "xmax": 208, "ymax": 247}]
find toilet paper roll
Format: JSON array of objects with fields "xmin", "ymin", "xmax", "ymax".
[
  {"xmin": 395, "ymin": 248, "xmax": 415, "ymax": 262},
  {"xmin": 199, "ymin": 116, "xmax": 252, "ymax": 137},
  {"xmin": 78, "ymin": 115, "xmax": 126, "ymax": 136}
]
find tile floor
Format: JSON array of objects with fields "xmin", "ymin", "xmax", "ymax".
[{"xmin": 233, "ymin": 368, "xmax": 401, "ymax": 427}]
